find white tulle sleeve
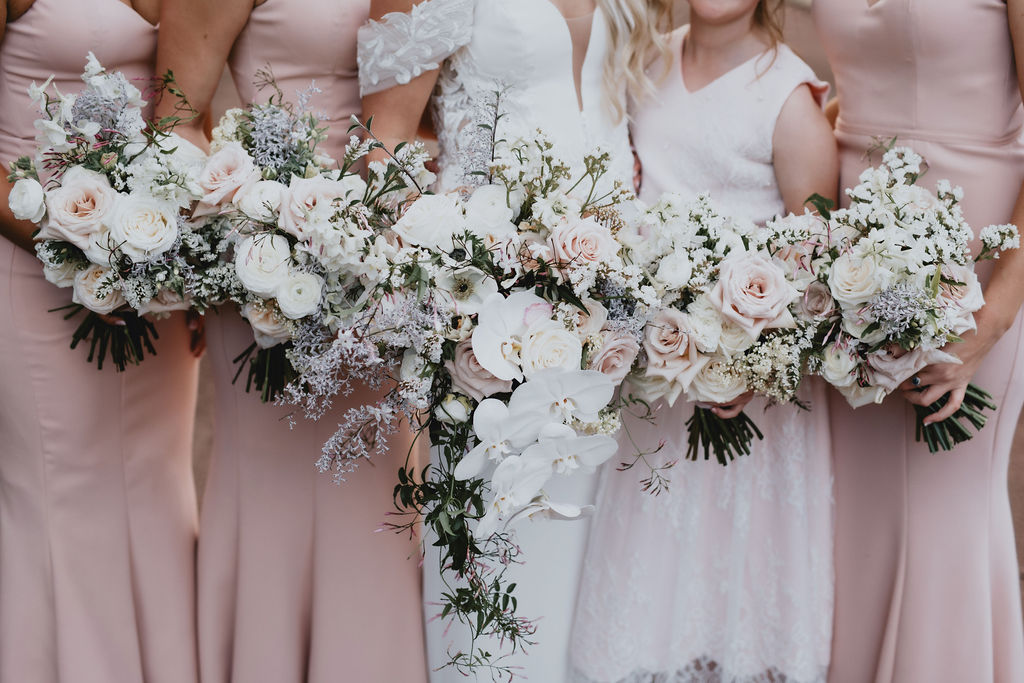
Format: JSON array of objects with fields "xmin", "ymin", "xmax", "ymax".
[{"xmin": 357, "ymin": 0, "xmax": 475, "ymax": 96}]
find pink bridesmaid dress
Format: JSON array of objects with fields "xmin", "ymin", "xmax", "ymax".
[
  {"xmin": 0, "ymin": 1, "xmax": 200, "ymax": 682},
  {"xmin": 197, "ymin": 2, "xmax": 426, "ymax": 682},
  {"xmin": 813, "ymin": 1, "xmax": 1024, "ymax": 681}
]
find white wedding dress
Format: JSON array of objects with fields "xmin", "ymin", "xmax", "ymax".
[{"xmin": 358, "ymin": 1, "xmax": 632, "ymax": 680}]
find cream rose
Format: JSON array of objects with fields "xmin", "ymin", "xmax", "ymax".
[
  {"xmin": 72, "ymin": 264, "xmax": 124, "ymax": 314},
  {"xmin": 828, "ymin": 251, "xmax": 893, "ymax": 307},
  {"xmin": 643, "ymin": 308, "xmax": 710, "ymax": 390},
  {"xmin": 939, "ymin": 263, "xmax": 985, "ymax": 335},
  {"xmin": 520, "ymin": 320, "xmax": 584, "ymax": 377},
  {"xmin": 278, "ymin": 175, "xmax": 353, "ymax": 239},
  {"xmin": 9, "ymin": 178, "xmax": 46, "ymax": 223},
  {"xmin": 549, "ymin": 215, "xmax": 618, "ymax": 266},
  {"xmin": 234, "ymin": 233, "xmax": 292, "ymax": 297},
  {"xmin": 838, "ymin": 382, "xmax": 887, "ymax": 409},
  {"xmin": 241, "ymin": 302, "xmax": 291, "ymax": 348},
  {"xmin": 194, "ymin": 141, "xmax": 259, "ymax": 216},
  {"xmin": 820, "ymin": 342, "xmax": 859, "ymax": 388},
  {"xmin": 41, "ymin": 259, "xmax": 79, "ymax": 288},
  {"xmin": 275, "ymin": 270, "xmax": 324, "ymax": 319},
  {"xmin": 687, "ymin": 357, "xmax": 747, "ymax": 404},
  {"xmin": 709, "ymin": 251, "xmax": 798, "ymax": 338},
  {"xmin": 105, "ymin": 194, "xmax": 180, "ymax": 262},
  {"xmin": 718, "ymin": 319, "xmax": 756, "ymax": 357},
  {"xmin": 235, "ymin": 180, "xmax": 286, "ymax": 223},
  {"xmin": 391, "ymin": 193, "xmax": 465, "ymax": 250},
  {"xmin": 446, "ymin": 338, "xmax": 513, "ymax": 401},
  {"xmin": 42, "ymin": 167, "xmax": 117, "ymax": 250},
  {"xmin": 588, "ymin": 330, "xmax": 640, "ymax": 383},
  {"xmin": 137, "ymin": 289, "xmax": 190, "ymax": 316},
  {"xmin": 573, "ymin": 298, "xmax": 609, "ymax": 337}
]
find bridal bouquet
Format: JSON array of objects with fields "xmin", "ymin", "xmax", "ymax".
[
  {"xmin": 287, "ymin": 131, "xmax": 653, "ymax": 671},
  {"xmin": 621, "ymin": 194, "xmax": 825, "ymax": 465},
  {"xmin": 807, "ymin": 147, "xmax": 1018, "ymax": 451},
  {"xmin": 195, "ymin": 78, "xmax": 427, "ymax": 401},
  {"xmin": 5, "ymin": 54, "xmax": 229, "ymax": 370}
]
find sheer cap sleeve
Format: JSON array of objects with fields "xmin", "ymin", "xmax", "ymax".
[{"xmin": 358, "ymin": 0, "xmax": 475, "ymax": 96}]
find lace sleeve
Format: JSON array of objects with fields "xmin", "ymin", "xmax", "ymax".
[{"xmin": 357, "ymin": 0, "xmax": 475, "ymax": 96}]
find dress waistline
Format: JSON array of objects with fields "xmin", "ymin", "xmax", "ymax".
[{"xmin": 837, "ymin": 118, "xmax": 1024, "ymax": 149}]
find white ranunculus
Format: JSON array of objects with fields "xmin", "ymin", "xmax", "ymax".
[
  {"xmin": 241, "ymin": 302, "xmax": 292, "ymax": 348},
  {"xmin": 520, "ymin": 320, "xmax": 584, "ymax": 377},
  {"xmin": 435, "ymin": 266, "xmax": 499, "ymax": 315},
  {"xmin": 234, "ymin": 233, "xmax": 292, "ymax": 297},
  {"xmin": 391, "ymin": 193, "xmax": 466, "ymax": 250},
  {"xmin": 655, "ymin": 250, "xmax": 693, "ymax": 291},
  {"xmin": 41, "ymin": 167, "xmax": 117, "ymax": 250},
  {"xmin": 275, "ymin": 270, "xmax": 324, "ymax": 319},
  {"xmin": 105, "ymin": 194, "xmax": 180, "ymax": 262},
  {"xmin": 828, "ymin": 251, "xmax": 893, "ymax": 307},
  {"xmin": 819, "ymin": 342, "xmax": 859, "ymax": 388},
  {"xmin": 9, "ymin": 178, "xmax": 46, "ymax": 223},
  {"xmin": 465, "ymin": 184, "xmax": 517, "ymax": 240},
  {"xmin": 686, "ymin": 357, "xmax": 747, "ymax": 405},
  {"xmin": 235, "ymin": 180, "xmax": 286, "ymax": 223},
  {"xmin": 72, "ymin": 264, "xmax": 124, "ymax": 314}
]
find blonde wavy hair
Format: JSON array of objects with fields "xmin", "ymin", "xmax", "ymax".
[{"xmin": 597, "ymin": 0, "xmax": 674, "ymax": 121}]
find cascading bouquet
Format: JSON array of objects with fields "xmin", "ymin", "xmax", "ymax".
[
  {"xmin": 805, "ymin": 146, "xmax": 1018, "ymax": 451},
  {"xmin": 620, "ymin": 193, "xmax": 826, "ymax": 465},
  {"xmin": 6, "ymin": 54, "xmax": 227, "ymax": 370},
  {"xmin": 285, "ymin": 130, "xmax": 657, "ymax": 673},
  {"xmin": 193, "ymin": 76, "xmax": 430, "ymax": 401}
]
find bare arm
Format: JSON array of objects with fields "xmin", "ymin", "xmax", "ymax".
[
  {"xmin": 154, "ymin": 0, "xmax": 253, "ymax": 149},
  {"xmin": 824, "ymin": 96, "xmax": 839, "ymax": 129},
  {"xmin": 361, "ymin": 0, "xmax": 440, "ymax": 158},
  {"xmin": 901, "ymin": 0, "xmax": 1024, "ymax": 421},
  {"xmin": 772, "ymin": 84, "xmax": 840, "ymax": 214}
]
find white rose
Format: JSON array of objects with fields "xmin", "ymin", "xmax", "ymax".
[
  {"xmin": 194, "ymin": 141, "xmax": 259, "ymax": 216},
  {"xmin": 465, "ymin": 184, "xmax": 517, "ymax": 240},
  {"xmin": 137, "ymin": 289, "xmax": 190, "ymax": 316},
  {"xmin": 939, "ymin": 263, "xmax": 985, "ymax": 335},
  {"xmin": 41, "ymin": 167, "xmax": 117, "ymax": 250},
  {"xmin": 520, "ymin": 320, "xmax": 584, "ymax": 377},
  {"xmin": 655, "ymin": 251, "xmax": 693, "ymax": 291},
  {"xmin": 279, "ymin": 175, "xmax": 355, "ymax": 239},
  {"xmin": 434, "ymin": 394, "xmax": 472, "ymax": 424},
  {"xmin": 42, "ymin": 260, "xmax": 79, "ymax": 288},
  {"xmin": 820, "ymin": 342, "xmax": 859, "ymax": 388},
  {"xmin": 105, "ymin": 194, "xmax": 180, "ymax": 262},
  {"xmin": 718, "ymin": 318, "xmax": 756, "ymax": 357},
  {"xmin": 241, "ymin": 302, "xmax": 292, "ymax": 348},
  {"xmin": 828, "ymin": 251, "xmax": 893, "ymax": 307},
  {"xmin": 391, "ymin": 193, "xmax": 465, "ymax": 250},
  {"xmin": 72, "ymin": 264, "xmax": 124, "ymax": 314},
  {"xmin": 687, "ymin": 294, "xmax": 723, "ymax": 353},
  {"xmin": 838, "ymin": 382, "xmax": 887, "ymax": 409},
  {"xmin": 687, "ymin": 357, "xmax": 747, "ymax": 404},
  {"xmin": 275, "ymin": 270, "xmax": 324, "ymax": 319},
  {"xmin": 9, "ymin": 178, "xmax": 46, "ymax": 223},
  {"xmin": 234, "ymin": 233, "xmax": 292, "ymax": 297},
  {"xmin": 235, "ymin": 180, "xmax": 286, "ymax": 223}
]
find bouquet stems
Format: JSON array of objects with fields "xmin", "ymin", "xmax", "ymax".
[
  {"xmin": 58, "ymin": 304, "xmax": 159, "ymax": 372},
  {"xmin": 232, "ymin": 342, "xmax": 296, "ymax": 403},
  {"xmin": 914, "ymin": 382, "xmax": 998, "ymax": 453},
  {"xmin": 685, "ymin": 407, "xmax": 764, "ymax": 466}
]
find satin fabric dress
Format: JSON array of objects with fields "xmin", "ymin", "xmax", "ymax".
[
  {"xmin": 813, "ymin": 1, "xmax": 1024, "ymax": 681},
  {"xmin": 197, "ymin": 2, "xmax": 426, "ymax": 682},
  {"xmin": 571, "ymin": 29, "xmax": 834, "ymax": 683},
  {"xmin": 0, "ymin": 1, "xmax": 200, "ymax": 682}
]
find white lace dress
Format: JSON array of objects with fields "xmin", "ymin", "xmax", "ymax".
[
  {"xmin": 569, "ymin": 29, "xmax": 834, "ymax": 683},
  {"xmin": 359, "ymin": 2, "xmax": 632, "ymax": 680}
]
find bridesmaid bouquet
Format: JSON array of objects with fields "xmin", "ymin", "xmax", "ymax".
[
  {"xmin": 622, "ymin": 194, "xmax": 824, "ymax": 465},
  {"xmin": 806, "ymin": 147, "xmax": 1019, "ymax": 451},
  {"xmin": 288, "ymin": 131, "xmax": 652, "ymax": 672},
  {"xmin": 195, "ymin": 77, "xmax": 428, "ymax": 401},
  {"xmin": 6, "ymin": 54, "xmax": 227, "ymax": 370}
]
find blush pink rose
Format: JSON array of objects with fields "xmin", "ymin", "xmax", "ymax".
[
  {"xmin": 589, "ymin": 330, "xmax": 640, "ymax": 383},
  {"xmin": 278, "ymin": 175, "xmax": 350, "ymax": 239},
  {"xmin": 194, "ymin": 141, "xmax": 259, "ymax": 216},
  {"xmin": 709, "ymin": 251, "xmax": 798, "ymax": 338},
  {"xmin": 446, "ymin": 338, "xmax": 513, "ymax": 401},
  {"xmin": 642, "ymin": 308, "xmax": 709, "ymax": 390},
  {"xmin": 40, "ymin": 167, "xmax": 117, "ymax": 250},
  {"xmin": 549, "ymin": 215, "xmax": 618, "ymax": 266}
]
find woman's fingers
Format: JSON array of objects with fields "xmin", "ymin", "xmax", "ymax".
[{"xmin": 924, "ymin": 386, "xmax": 967, "ymax": 424}]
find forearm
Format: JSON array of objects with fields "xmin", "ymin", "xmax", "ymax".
[{"xmin": 975, "ymin": 186, "xmax": 1024, "ymax": 342}]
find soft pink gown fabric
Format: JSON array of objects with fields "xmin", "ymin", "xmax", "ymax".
[
  {"xmin": 813, "ymin": 2, "xmax": 1024, "ymax": 681},
  {"xmin": 0, "ymin": 1, "xmax": 200, "ymax": 682},
  {"xmin": 197, "ymin": 2, "xmax": 426, "ymax": 682}
]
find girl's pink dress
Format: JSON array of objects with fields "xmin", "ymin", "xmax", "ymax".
[
  {"xmin": 813, "ymin": 1, "xmax": 1024, "ymax": 681},
  {"xmin": 197, "ymin": 2, "xmax": 426, "ymax": 681},
  {"xmin": 0, "ymin": 1, "xmax": 200, "ymax": 682}
]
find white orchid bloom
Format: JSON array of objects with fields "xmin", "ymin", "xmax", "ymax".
[
  {"xmin": 506, "ymin": 496, "xmax": 594, "ymax": 528},
  {"xmin": 474, "ymin": 452, "xmax": 555, "ymax": 538},
  {"xmin": 508, "ymin": 368, "xmax": 614, "ymax": 424},
  {"xmin": 453, "ymin": 398, "xmax": 549, "ymax": 480},
  {"xmin": 471, "ymin": 291, "xmax": 553, "ymax": 381},
  {"xmin": 521, "ymin": 423, "xmax": 618, "ymax": 476}
]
